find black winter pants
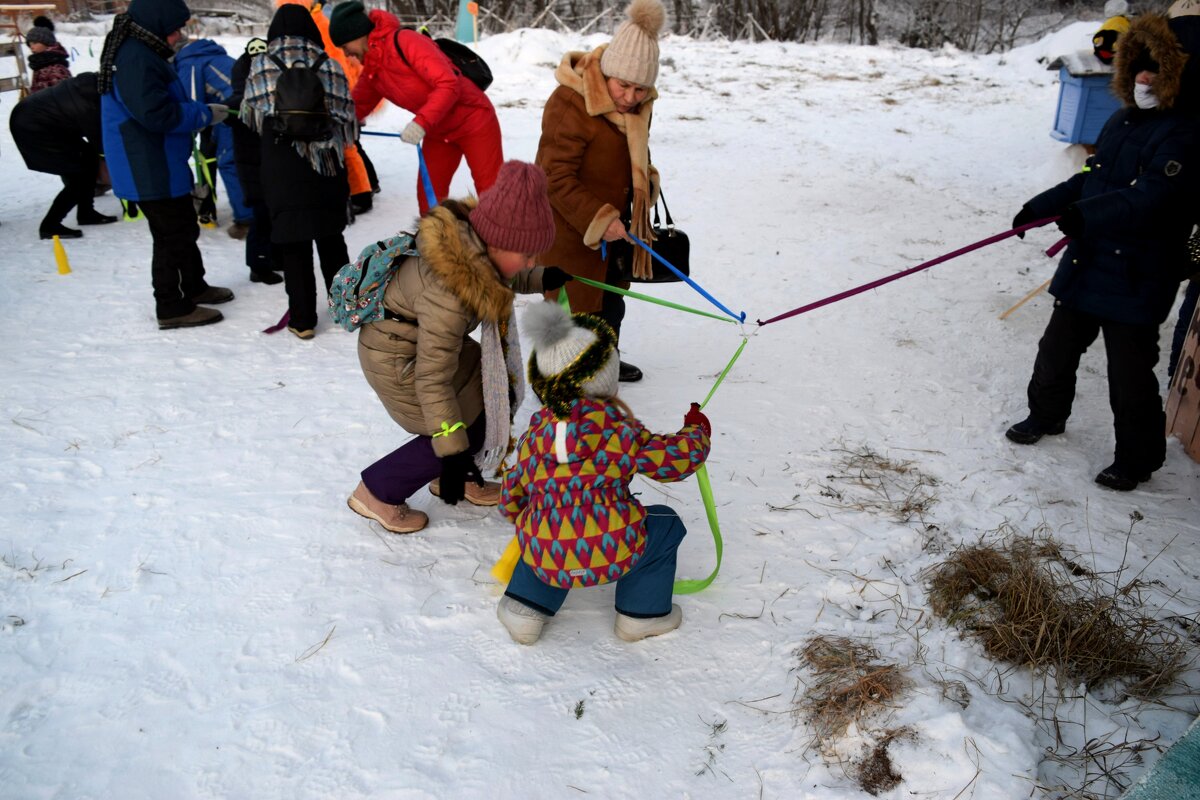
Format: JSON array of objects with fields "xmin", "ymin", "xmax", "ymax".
[
  {"xmin": 596, "ymin": 256, "xmax": 627, "ymax": 339},
  {"xmin": 138, "ymin": 195, "xmax": 210, "ymax": 320},
  {"xmin": 1026, "ymin": 303, "xmax": 1166, "ymax": 474},
  {"xmin": 278, "ymin": 234, "xmax": 349, "ymax": 331},
  {"xmin": 41, "ymin": 145, "xmax": 98, "ymax": 230},
  {"xmin": 245, "ymin": 201, "xmax": 275, "ymax": 274}
]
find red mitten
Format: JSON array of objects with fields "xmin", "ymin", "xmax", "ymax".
[{"xmin": 683, "ymin": 402, "xmax": 712, "ymax": 437}]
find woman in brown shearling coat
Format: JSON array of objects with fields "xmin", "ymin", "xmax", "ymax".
[
  {"xmin": 349, "ymin": 162, "xmax": 570, "ymax": 535},
  {"xmin": 535, "ymin": 0, "xmax": 665, "ymax": 383}
]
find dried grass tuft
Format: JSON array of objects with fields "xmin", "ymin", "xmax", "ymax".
[
  {"xmin": 796, "ymin": 636, "xmax": 910, "ymax": 745},
  {"xmin": 926, "ymin": 535, "xmax": 1186, "ymax": 698},
  {"xmin": 820, "ymin": 445, "xmax": 940, "ymax": 524}
]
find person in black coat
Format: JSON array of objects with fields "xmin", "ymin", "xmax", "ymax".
[
  {"xmin": 1007, "ymin": 13, "xmax": 1200, "ymax": 491},
  {"xmin": 240, "ymin": 5, "xmax": 356, "ymax": 339},
  {"xmin": 9, "ymin": 72, "xmax": 118, "ymax": 239},
  {"xmin": 226, "ymin": 38, "xmax": 281, "ymax": 285}
]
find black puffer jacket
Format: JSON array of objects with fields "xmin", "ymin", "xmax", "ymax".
[
  {"xmin": 1023, "ymin": 13, "xmax": 1200, "ymax": 326},
  {"xmin": 226, "ymin": 51, "xmax": 263, "ymax": 205},
  {"xmin": 9, "ymin": 72, "xmax": 101, "ymax": 175}
]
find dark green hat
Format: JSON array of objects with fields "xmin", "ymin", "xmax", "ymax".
[{"xmin": 329, "ymin": 0, "xmax": 374, "ymax": 47}]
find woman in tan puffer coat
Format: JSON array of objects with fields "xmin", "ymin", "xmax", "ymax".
[
  {"xmin": 349, "ymin": 161, "xmax": 572, "ymax": 535},
  {"xmin": 535, "ymin": 0, "xmax": 665, "ymax": 384}
]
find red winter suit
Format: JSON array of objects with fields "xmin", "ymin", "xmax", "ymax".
[{"xmin": 351, "ymin": 9, "xmax": 502, "ymax": 214}]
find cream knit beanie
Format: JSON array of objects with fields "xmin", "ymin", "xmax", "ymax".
[
  {"xmin": 525, "ymin": 303, "xmax": 619, "ymax": 416},
  {"xmin": 600, "ymin": 0, "xmax": 666, "ymax": 88}
]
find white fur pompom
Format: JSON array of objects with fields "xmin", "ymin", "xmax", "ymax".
[{"xmin": 523, "ymin": 300, "xmax": 576, "ymax": 352}]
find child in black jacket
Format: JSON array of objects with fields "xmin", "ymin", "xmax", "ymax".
[{"xmin": 1007, "ymin": 13, "xmax": 1200, "ymax": 491}]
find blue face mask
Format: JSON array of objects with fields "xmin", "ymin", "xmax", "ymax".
[{"xmin": 1134, "ymin": 83, "xmax": 1159, "ymax": 110}]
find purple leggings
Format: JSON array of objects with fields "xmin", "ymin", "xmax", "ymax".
[{"xmin": 361, "ymin": 415, "xmax": 487, "ymax": 504}]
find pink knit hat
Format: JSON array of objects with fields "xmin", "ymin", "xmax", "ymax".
[{"xmin": 469, "ymin": 161, "xmax": 557, "ymax": 254}]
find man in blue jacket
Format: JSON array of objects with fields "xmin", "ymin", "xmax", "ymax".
[
  {"xmin": 98, "ymin": 0, "xmax": 233, "ymax": 329},
  {"xmin": 175, "ymin": 38, "xmax": 253, "ymax": 237},
  {"xmin": 1007, "ymin": 13, "xmax": 1200, "ymax": 491}
]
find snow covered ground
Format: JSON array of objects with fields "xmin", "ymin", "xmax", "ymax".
[{"xmin": 2, "ymin": 18, "xmax": 1198, "ymax": 800}]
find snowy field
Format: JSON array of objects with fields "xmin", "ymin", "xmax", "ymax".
[{"xmin": 2, "ymin": 17, "xmax": 1198, "ymax": 800}]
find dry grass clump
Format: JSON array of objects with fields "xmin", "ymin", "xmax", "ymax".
[
  {"xmin": 796, "ymin": 636, "xmax": 910, "ymax": 744},
  {"xmin": 927, "ymin": 535, "xmax": 1186, "ymax": 698},
  {"xmin": 820, "ymin": 445, "xmax": 939, "ymax": 523},
  {"xmin": 795, "ymin": 637, "xmax": 913, "ymax": 794}
]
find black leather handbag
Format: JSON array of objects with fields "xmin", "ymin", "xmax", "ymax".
[{"xmin": 610, "ymin": 191, "xmax": 690, "ymax": 283}]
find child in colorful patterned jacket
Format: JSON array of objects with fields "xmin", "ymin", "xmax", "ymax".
[{"xmin": 496, "ymin": 301, "xmax": 711, "ymax": 644}]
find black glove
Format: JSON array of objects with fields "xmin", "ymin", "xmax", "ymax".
[
  {"xmin": 1012, "ymin": 205, "xmax": 1037, "ymax": 239},
  {"xmin": 541, "ymin": 266, "xmax": 573, "ymax": 291},
  {"xmin": 1056, "ymin": 205, "xmax": 1084, "ymax": 240},
  {"xmin": 438, "ymin": 451, "xmax": 483, "ymax": 505}
]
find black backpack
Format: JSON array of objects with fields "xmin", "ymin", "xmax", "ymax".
[
  {"xmin": 393, "ymin": 30, "xmax": 493, "ymax": 92},
  {"xmin": 268, "ymin": 52, "xmax": 333, "ymax": 141}
]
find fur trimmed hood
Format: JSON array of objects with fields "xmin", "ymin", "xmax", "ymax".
[
  {"xmin": 416, "ymin": 198, "xmax": 515, "ymax": 323},
  {"xmin": 1113, "ymin": 13, "xmax": 1190, "ymax": 109}
]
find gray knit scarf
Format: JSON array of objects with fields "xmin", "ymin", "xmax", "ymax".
[{"xmin": 477, "ymin": 315, "xmax": 525, "ymax": 475}]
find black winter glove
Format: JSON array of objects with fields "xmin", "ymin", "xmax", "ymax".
[
  {"xmin": 1056, "ymin": 205, "xmax": 1084, "ymax": 240},
  {"xmin": 1012, "ymin": 205, "xmax": 1038, "ymax": 239},
  {"xmin": 438, "ymin": 451, "xmax": 484, "ymax": 505},
  {"xmin": 541, "ymin": 266, "xmax": 573, "ymax": 291}
]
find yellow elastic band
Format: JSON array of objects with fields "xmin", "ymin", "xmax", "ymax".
[{"xmin": 433, "ymin": 421, "xmax": 466, "ymax": 438}]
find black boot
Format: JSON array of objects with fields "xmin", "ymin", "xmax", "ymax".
[
  {"xmin": 350, "ymin": 192, "xmax": 374, "ymax": 215},
  {"xmin": 618, "ymin": 361, "xmax": 643, "ymax": 383},
  {"xmin": 250, "ymin": 269, "xmax": 283, "ymax": 285},
  {"xmin": 190, "ymin": 286, "xmax": 235, "ymax": 305},
  {"xmin": 1004, "ymin": 416, "xmax": 1065, "ymax": 445},
  {"xmin": 40, "ymin": 222, "xmax": 82, "ymax": 240},
  {"xmin": 77, "ymin": 209, "xmax": 118, "ymax": 225},
  {"xmin": 1094, "ymin": 463, "xmax": 1151, "ymax": 492}
]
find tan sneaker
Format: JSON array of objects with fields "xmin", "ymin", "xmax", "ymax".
[
  {"xmin": 347, "ymin": 481, "xmax": 428, "ymax": 534},
  {"xmin": 497, "ymin": 596, "xmax": 548, "ymax": 645},
  {"xmin": 614, "ymin": 604, "xmax": 683, "ymax": 642},
  {"xmin": 428, "ymin": 477, "xmax": 502, "ymax": 506}
]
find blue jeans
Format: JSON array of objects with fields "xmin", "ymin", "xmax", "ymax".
[
  {"xmin": 213, "ymin": 125, "xmax": 251, "ymax": 223},
  {"xmin": 505, "ymin": 504, "xmax": 687, "ymax": 618}
]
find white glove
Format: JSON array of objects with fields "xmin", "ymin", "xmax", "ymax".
[
  {"xmin": 400, "ymin": 120, "xmax": 425, "ymax": 145},
  {"xmin": 207, "ymin": 103, "xmax": 229, "ymax": 126}
]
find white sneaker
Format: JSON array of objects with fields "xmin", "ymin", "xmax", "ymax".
[
  {"xmin": 614, "ymin": 604, "xmax": 683, "ymax": 642},
  {"xmin": 497, "ymin": 596, "xmax": 548, "ymax": 645}
]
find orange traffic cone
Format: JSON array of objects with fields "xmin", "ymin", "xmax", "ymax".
[{"xmin": 53, "ymin": 235, "xmax": 71, "ymax": 275}]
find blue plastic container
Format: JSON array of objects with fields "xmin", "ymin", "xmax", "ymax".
[{"xmin": 1051, "ymin": 66, "xmax": 1122, "ymax": 145}]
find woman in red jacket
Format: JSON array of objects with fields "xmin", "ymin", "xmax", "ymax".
[{"xmin": 329, "ymin": 1, "xmax": 502, "ymax": 214}]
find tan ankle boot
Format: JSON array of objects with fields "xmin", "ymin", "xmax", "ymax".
[
  {"xmin": 427, "ymin": 477, "xmax": 502, "ymax": 506},
  {"xmin": 347, "ymin": 481, "xmax": 428, "ymax": 533}
]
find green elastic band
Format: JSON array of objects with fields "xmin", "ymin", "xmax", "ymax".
[
  {"xmin": 672, "ymin": 338, "xmax": 749, "ymax": 593},
  {"xmin": 433, "ymin": 421, "xmax": 466, "ymax": 438},
  {"xmin": 672, "ymin": 465, "xmax": 722, "ymax": 594},
  {"xmin": 572, "ymin": 276, "xmax": 735, "ymax": 323},
  {"xmin": 701, "ymin": 338, "xmax": 748, "ymax": 410}
]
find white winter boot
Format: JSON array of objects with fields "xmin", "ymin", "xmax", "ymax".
[
  {"xmin": 614, "ymin": 604, "xmax": 683, "ymax": 642},
  {"xmin": 497, "ymin": 596, "xmax": 548, "ymax": 645}
]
